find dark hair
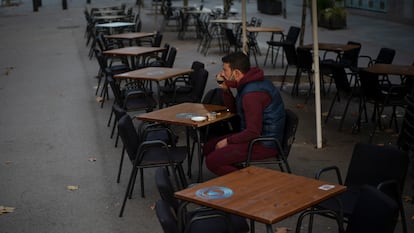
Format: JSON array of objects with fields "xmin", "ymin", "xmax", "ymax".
[{"xmin": 221, "ymin": 52, "xmax": 250, "ymax": 74}]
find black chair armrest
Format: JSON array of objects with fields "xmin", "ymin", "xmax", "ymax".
[
  {"xmin": 357, "ymin": 55, "xmax": 373, "ymax": 67},
  {"xmin": 246, "ymin": 137, "xmax": 283, "ymax": 167},
  {"xmin": 315, "ymin": 166, "xmax": 344, "ymax": 185},
  {"xmin": 295, "ymin": 208, "xmax": 344, "ymax": 233}
]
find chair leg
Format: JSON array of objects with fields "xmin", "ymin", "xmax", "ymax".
[
  {"xmin": 280, "ymin": 65, "xmax": 289, "ymax": 90},
  {"xmin": 264, "ymin": 45, "xmax": 271, "ymax": 67},
  {"xmin": 117, "ymin": 146, "xmax": 126, "ymax": 183},
  {"xmin": 140, "ymin": 168, "xmax": 145, "ymax": 198},
  {"xmin": 338, "ymin": 93, "xmax": 353, "ymax": 131},
  {"xmin": 325, "ymin": 92, "xmax": 340, "ymax": 124},
  {"xmin": 119, "ymin": 166, "xmax": 139, "ymax": 217}
]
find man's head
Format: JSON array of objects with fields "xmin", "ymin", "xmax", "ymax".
[{"xmin": 220, "ymin": 52, "xmax": 250, "ymax": 83}]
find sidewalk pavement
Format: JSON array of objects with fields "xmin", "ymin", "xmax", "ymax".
[{"xmin": 0, "ymin": 0, "xmax": 413, "ymax": 233}]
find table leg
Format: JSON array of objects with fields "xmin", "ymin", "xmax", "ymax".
[
  {"xmin": 266, "ymin": 224, "xmax": 274, "ymax": 233},
  {"xmin": 196, "ymin": 128, "xmax": 203, "ymax": 182},
  {"xmin": 186, "ymin": 127, "xmax": 192, "ymax": 178},
  {"xmin": 155, "ymin": 81, "xmax": 162, "ymax": 109}
]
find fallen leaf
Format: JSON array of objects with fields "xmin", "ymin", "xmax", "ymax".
[
  {"xmin": 67, "ymin": 185, "xmax": 79, "ymax": 191},
  {"xmin": 4, "ymin": 161, "xmax": 12, "ymax": 165},
  {"xmin": 88, "ymin": 157, "xmax": 97, "ymax": 162},
  {"xmin": 150, "ymin": 203, "xmax": 155, "ymax": 210},
  {"xmin": 321, "ymin": 112, "xmax": 328, "ymax": 117},
  {"xmin": 275, "ymin": 227, "xmax": 292, "ymax": 233},
  {"xmin": 96, "ymin": 97, "xmax": 103, "ymax": 103},
  {"xmin": 0, "ymin": 206, "xmax": 15, "ymax": 215}
]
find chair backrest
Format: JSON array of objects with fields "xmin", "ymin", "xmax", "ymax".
[
  {"xmin": 375, "ymin": 47, "xmax": 396, "ymax": 64},
  {"xmin": 191, "ymin": 61, "xmax": 205, "ymax": 71},
  {"xmin": 155, "ymin": 167, "xmax": 181, "ymax": 213},
  {"xmin": 296, "ymin": 47, "xmax": 313, "ymax": 71},
  {"xmin": 134, "ymin": 17, "xmax": 142, "ymax": 32},
  {"xmin": 118, "ymin": 114, "xmax": 140, "ymax": 162},
  {"xmin": 94, "ymin": 49, "xmax": 108, "ymax": 70},
  {"xmin": 281, "ymin": 109, "xmax": 299, "ymax": 158},
  {"xmin": 161, "ymin": 43, "xmax": 170, "ymax": 62},
  {"xmin": 165, "ymin": 47, "xmax": 177, "ymax": 68},
  {"xmin": 358, "ymin": 69, "xmax": 381, "ymax": 101},
  {"xmin": 284, "ymin": 26, "xmax": 301, "ymax": 45},
  {"xmin": 344, "ymin": 143, "xmax": 409, "ymax": 192},
  {"xmin": 202, "ymin": 88, "xmax": 224, "ymax": 105},
  {"xmin": 225, "ymin": 28, "xmax": 240, "ymax": 49},
  {"xmin": 340, "ymin": 41, "xmax": 362, "ymax": 68},
  {"xmin": 155, "ymin": 199, "xmax": 180, "ymax": 233},
  {"xmin": 345, "ymin": 185, "xmax": 399, "ymax": 233},
  {"xmin": 282, "ymin": 43, "xmax": 298, "ymax": 66},
  {"xmin": 188, "ymin": 68, "xmax": 209, "ymax": 102},
  {"xmin": 152, "ymin": 32, "xmax": 163, "ymax": 47}
]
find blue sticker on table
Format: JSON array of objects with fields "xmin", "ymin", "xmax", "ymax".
[
  {"xmin": 195, "ymin": 186, "xmax": 233, "ymax": 199},
  {"xmin": 176, "ymin": 113, "xmax": 201, "ymax": 119}
]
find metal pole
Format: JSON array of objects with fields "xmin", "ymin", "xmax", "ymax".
[
  {"xmin": 62, "ymin": 0, "xmax": 67, "ymax": 9},
  {"xmin": 311, "ymin": 0, "xmax": 323, "ymax": 148},
  {"xmin": 87, "ymin": 0, "xmax": 91, "ymax": 4},
  {"xmin": 241, "ymin": 0, "xmax": 247, "ymax": 53}
]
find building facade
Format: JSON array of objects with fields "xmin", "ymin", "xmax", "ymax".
[{"xmin": 345, "ymin": 0, "xmax": 414, "ymax": 25}]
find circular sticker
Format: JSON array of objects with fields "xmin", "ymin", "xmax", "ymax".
[
  {"xmin": 195, "ymin": 186, "xmax": 233, "ymax": 200},
  {"xmin": 176, "ymin": 113, "xmax": 201, "ymax": 119}
]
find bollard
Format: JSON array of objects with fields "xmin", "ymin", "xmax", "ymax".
[
  {"xmin": 86, "ymin": 0, "xmax": 91, "ymax": 3},
  {"xmin": 38, "ymin": 0, "xmax": 42, "ymax": 6},
  {"xmin": 32, "ymin": 0, "xmax": 38, "ymax": 11},
  {"xmin": 62, "ymin": 0, "xmax": 67, "ymax": 9}
]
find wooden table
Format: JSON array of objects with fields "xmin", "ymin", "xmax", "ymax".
[
  {"xmin": 103, "ymin": 46, "xmax": 166, "ymax": 69},
  {"xmin": 365, "ymin": 64, "xmax": 414, "ymax": 77},
  {"xmin": 93, "ymin": 15, "xmax": 128, "ymax": 22},
  {"xmin": 175, "ymin": 166, "xmax": 347, "ymax": 233},
  {"xmin": 302, "ymin": 43, "xmax": 360, "ymax": 53},
  {"xmin": 137, "ymin": 103, "xmax": 236, "ymax": 181},
  {"xmin": 246, "ymin": 26, "xmax": 284, "ymax": 33},
  {"xmin": 209, "ymin": 19, "xmax": 242, "ymax": 24},
  {"xmin": 105, "ymin": 32, "xmax": 155, "ymax": 46},
  {"xmin": 114, "ymin": 67, "xmax": 193, "ymax": 108},
  {"xmin": 95, "ymin": 21, "xmax": 134, "ymax": 34}
]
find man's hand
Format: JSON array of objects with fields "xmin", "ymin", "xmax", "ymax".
[{"xmin": 215, "ymin": 138, "xmax": 228, "ymax": 149}]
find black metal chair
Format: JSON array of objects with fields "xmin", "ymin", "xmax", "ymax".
[
  {"xmin": 154, "ymin": 167, "xmax": 250, "ymax": 233},
  {"xmin": 264, "ymin": 26, "xmax": 300, "ymax": 68},
  {"xmin": 117, "ymin": 115, "xmax": 188, "ymax": 217},
  {"xmin": 296, "ymin": 185, "xmax": 399, "ymax": 233},
  {"xmin": 94, "ymin": 49, "xmax": 130, "ymax": 106},
  {"xmin": 307, "ymin": 143, "xmax": 409, "ymax": 233},
  {"xmin": 358, "ymin": 69, "xmax": 408, "ymax": 142},
  {"xmin": 292, "ymin": 47, "xmax": 314, "ymax": 97},
  {"xmin": 240, "ymin": 108, "xmax": 298, "ymax": 173},
  {"xmin": 224, "ymin": 28, "xmax": 242, "ymax": 53},
  {"xmin": 160, "ymin": 67, "xmax": 209, "ymax": 107},
  {"xmin": 320, "ymin": 41, "xmax": 362, "ymax": 94}
]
